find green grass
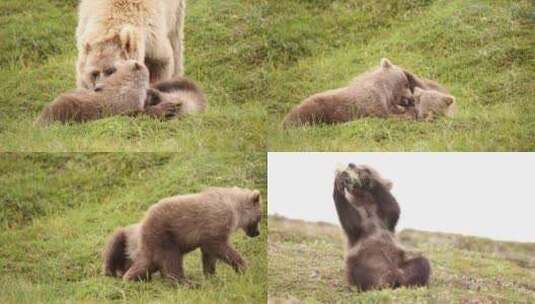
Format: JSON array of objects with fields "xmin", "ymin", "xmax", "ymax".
[
  {"xmin": 2, "ymin": 0, "xmax": 533, "ymax": 152},
  {"xmin": 0, "ymin": 153, "xmax": 267, "ymax": 303},
  {"xmin": 0, "ymin": 0, "xmax": 268, "ymax": 152},
  {"xmin": 268, "ymin": 215, "xmax": 535, "ymax": 304},
  {"xmin": 266, "ymin": 0, "xmax": 535, "ymax": 151}
]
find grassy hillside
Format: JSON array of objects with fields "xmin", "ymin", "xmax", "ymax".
[
  {"xmin": 266, "ymin": 0, "xmax": 535, "ymax": 151},
  {"xmin": 268, "ymin": 215, "xmax": 535, "ymax": 303},
  {"xmin": 0, "ymin": 0, "xmax": 267, "ymax": 152},
  {"xmin": 0, "ymin": 153, "xmax": 267, "ymax": 303}
]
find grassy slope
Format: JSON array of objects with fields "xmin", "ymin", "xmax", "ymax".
[
  {"xmin": 267, "ymin": 0, "xmax": 535, "ymax": 151},
  {"xmin": 0, "ymin": 153, "xmax": 267, "ymax": 303},
  {"xmin": 268, "ymin": 216, "xmax": 535, "ymax": 304},
  {"xmin": 0, "ymin": 0, "xmax": 268, "ymax": 152}
]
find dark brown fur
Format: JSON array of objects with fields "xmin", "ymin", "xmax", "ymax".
[
  {"xmin": 145, "ymin": 76, "xmax": 207, "ymax": 118},
  {"xmin": 102, "ymin": 224, "xmax": 140, "ymax": 278},
  {"xmin": 122, "ymin": 187, "xmax": 262, "ymax": 284},
  {"xmin": 333, "ymin": 164, "xmax": 431, "ymax": 291}
]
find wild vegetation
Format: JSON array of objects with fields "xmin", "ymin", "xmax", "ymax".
[
  {"xmin": 269, "ymin": 215, "xmax": 535, "ymax": 303},
  {"xmin": 0, "ymin": 153, "xmax": 267, "ymax": 303},
  {"xmin": 266, "ymin": 0, "xmax": 535, "ymax": 151}
]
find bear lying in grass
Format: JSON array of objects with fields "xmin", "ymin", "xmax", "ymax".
[
  {"xmin": 333, "ymin": 163, "xmax": 431, "ymax": 291},
  {"xmin": 35, "ymin": 60, "xmax": 206, "ymax": 125},
  {"xmin": 103, "ymin": 187, "xmax": 262, "ymax": 284},
  {"xmin": 283, "ymin": 58, "xmax": 415, "ymax": 127},
  {"xmin": 283, "ymin": 58, "xmax": 457, "ymax": 127}
]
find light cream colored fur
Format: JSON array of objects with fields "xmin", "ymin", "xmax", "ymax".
[{"xmin": 76, "ymin": 0, "xmax": 185, "ymax": 89}]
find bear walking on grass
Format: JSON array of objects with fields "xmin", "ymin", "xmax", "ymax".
[{"xmin": 103, "ymin": 187, "xmax": 262, "ymax": 284}]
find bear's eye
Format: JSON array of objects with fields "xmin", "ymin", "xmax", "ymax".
[{"xmin": 104, "ymin": 67, "xmax": 116, "ymax": 76}]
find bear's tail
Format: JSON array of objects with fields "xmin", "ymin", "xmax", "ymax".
[{"xmin": 102, "ymin": 228, "xmax": 129, "ymax": 277}]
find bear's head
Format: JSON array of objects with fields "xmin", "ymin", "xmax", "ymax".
[
  {"xmin": 236, "ymin": 188, "xmax": 262, "ymax": 238},
  {"xmin": 78, "ymin": 26, "xmax": 142, "ymax": 89},
  {"xmin": 414, "ymin": 87, "xmax": 456, "ymax": 120},
  {"xmin": 379, "ymin": 58, "xmax": 414, "ymax": 107},
  {"xmin": 337, "ymin": 163, "xmax": 393, "ymax": 194},
  {"xmin": 95, "ymin": 59, "xmax": 149, "ymax": 92}
]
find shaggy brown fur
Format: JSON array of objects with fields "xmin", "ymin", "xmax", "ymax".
[
  {"xmin": 122, "ymin": 187, "xmax": 262, "ymax": 284},
  {"xmin": 145, "ymin": 76, "xmax": 207, "ymax": 118},
  {"xmin": 35, "ymin": 60, "xmax": 178, "ymax": 125},
  {"xmin": 282, "ymin": 58, "xmax": 415, "ymax": 127},
  {"xmin": 102, "ymin": 224, "xmax": 142, "ymax": 278},
  {"xmin": 333, "ymin": 164, "xmax": 431, "ymax": 291},
  {"xmin": 403, "ymin": 71, "xmax": 449, "ymax": 94},
  {"xmin": 414, "ymin": 87, "xmax": 457, "ymax": 121}
]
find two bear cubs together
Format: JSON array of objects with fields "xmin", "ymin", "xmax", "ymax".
[
  {"xmin": 103, "ymin": 187, "xmax": 262, "ymax": 285},
  {"xmin": 35, "ymin": 0, "xmax": 198, "ymax": 125},
  {"xmin": 333, "ymin": 164, "xmax": 431, "ymax": 291},
  {"xmin": 283, "ymin": 58, "xmax": 457, "ymax": 127},
  {"xmin": 35, "ymin": 60, "xmax": 206, "ymax": 125}
]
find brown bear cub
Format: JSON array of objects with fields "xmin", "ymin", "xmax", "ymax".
[
  {"xmin": 35, "ymin": 60, "xmax": 179, "ymax": 125},
  {"xmin": 104, "ymin": 187, "xmax": 262, "ymax": 284},
  {"xmin": 333, "ymin": 164, "xmax": 431, "ymax": 291},
  {"xmin": 283, "ymin": 58, "xmax": 415, "ymax": 127},
  {"xmin": 414, "ymin": 87, "xmax": 457, "ymax": 121},
  {"xmin": 35, "ymin": 61, "xmax": 205, "ymax": 125}
]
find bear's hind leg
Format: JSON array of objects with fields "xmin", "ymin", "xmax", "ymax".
[{"xmin": 399, "ymin": 256, "xmax": 431, "ymax": 287}]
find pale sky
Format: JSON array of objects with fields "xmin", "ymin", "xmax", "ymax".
[{"xmin": 268, "ymin": 153, "xmax": 535, "ymax": 243}]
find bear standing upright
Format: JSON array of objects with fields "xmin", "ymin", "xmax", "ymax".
[{"xmin": 76, "ymin": 0, "xmax": 186, "ymax": 89}]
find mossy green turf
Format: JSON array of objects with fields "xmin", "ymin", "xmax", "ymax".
[
  {"xmin": 266, "ymin": 0, "xmax": 535, "ymax": 151},
  {"xmin": 268, "ymin": 216, "xmax": 535, "ymax": 304},
  {"xmin": 0, "ymin": 0, "xmax": 268, "ymax": 152},
  {"xmin": 0, "ymin": 153, "xmax": 267, "ymax": 303}
]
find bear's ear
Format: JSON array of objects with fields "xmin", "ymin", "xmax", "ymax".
[
  {"xmin": 403, "ymin": 70, "xmax": 419, "ymax": 91},
  {"xmin": 251, "ymin": 190, "xmax": 261, "ymax": 205},
  {"xmin": 444, "ymin": 95, "xmax": 455, "ymax": 106},
  {"xmin": 119, "ymin": 26, "xmax": 138, "ymax": 59},
  {"xmin": 380, "ymin": 58, "xmax": 393, "ymax": 69}
]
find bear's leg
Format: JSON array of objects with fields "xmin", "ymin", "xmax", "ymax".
[
  {"xmin": 159, "ymin": 249, "xmax": 185, "ymax": 283},
  {"xmin": 201, "ymin": 248, "xmax": 217, "ymax": 276},
  {"xmin": 170, "ymin": 0, "xmax": 185, "ymax": 77},
  {"xmin": 123, "ymin": 254, "xmax": 152, "ymax": 281},
  {"xmin": 214, "ymin": 244, "xmax": 247, "ymax": 273},
  {"xmin": 145, "ymin": 40, "xmax": 174, "ymax": 84},
  {"xmin": 399, "ymin": 256, "xmax": 431, "ymax": 287}
]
